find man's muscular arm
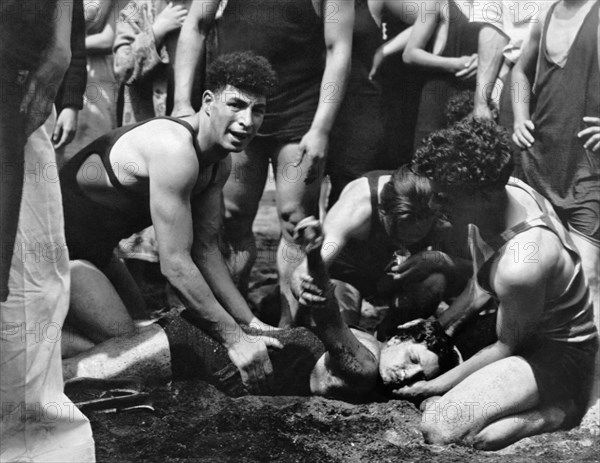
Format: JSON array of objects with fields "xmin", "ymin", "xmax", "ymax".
[
  {"xmin": 172, "ymin": 0, "xmax": 219, "ymax": 116},
  {"xmin": 297, "ymin": 0, "xmax": 354, "ymax": 183},
  {"xmin": 394, "ymin": 230, "xmax": 551, "ymax": 400},
  {"xmin": 148, "ymin": 136, "xmax": 281, "ymax": 392}
]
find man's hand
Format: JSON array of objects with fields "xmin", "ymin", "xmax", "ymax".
[
  {"xmin": 298, "ymin": 276, "xmax": 328, "ymax": 309},
  {"xmin": 391, "ymin": 251, "xmax": 447, "ymax": 283},
  {"xmin": 153, "ymin": 2, "xmax": 188, "ymax": 39},
  {"xmin": 513, "ymin": 118, "xmax": 535, "ymax": 148},
  {"xmin": 295, "ymin": 129, "xmax": 328, "ymax": 185},
  {"xmin": 52, "ymin": 107, "xmax": 79, "ymax": 148},
  {"xmin": 455, "ymin": 54, "xmax": 478, "ymax": 80},
  {"xmin": 227, "ymin": 334, "xmax": 283, "ymax": 394},
  {"xmin": 392, "ymin": 380, "xmax": 433, "ymax": 401},
  {"xmin": 578, "ymin": 116, "xmax": 600, "ymax": 154},
  {"xmin": 248, "ymin": 316, "xmax": 280, "ymax": 333}
]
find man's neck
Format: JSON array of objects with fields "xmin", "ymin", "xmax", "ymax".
[
  {"xmin": 453, "ymin": 190, "xmax": 509, "ymax": 240},
  {"xmin": 194, "ymin": 113, "xmax": 229, "ymax": 163}
]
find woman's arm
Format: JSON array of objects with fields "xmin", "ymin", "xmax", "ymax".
[{"xmin": 403, "ymin": 0, "xmax": 473, "ymax": 74}]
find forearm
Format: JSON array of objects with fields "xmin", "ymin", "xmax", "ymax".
[
  {"xmin": 173, "ymin": 21, "xmax": 205, "ymax": 110},
  {"xmin": 162, "ymin": 256, "xmax": 242, "ymax": 347},
  {"xmin": 473, "ymin": 26, "xmax": 508, "ymax": 112},
  {"xmin": 425, "ymin": 340, "xmax": 512, "ymax": 395},
  {"xmin": 195, "ymin": 243, "xmax": 256, "ymax": 325},
  {"xmin": 309, "ymin": 45, "xmax": 351, "ymax": 135},
  {"xmin": 511, "ymin": 65, "xmax": 532, "ymax": 123},
  {"xmin": 383, "ymin": 27, "xmax": 413, "ymax": 57},
  {"xmin": 403, "ymin": 48, "xmax": 462, "ymax": 73},
  {"xmin": 85, "ymin": 27, "xmax": 115, "ymax": 54}
]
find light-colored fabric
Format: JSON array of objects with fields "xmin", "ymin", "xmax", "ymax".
[
  {"xmin": 0, "ymin": 117, "xmax": 95, "ymax": 462},
  {"xmin": 468, "ymin": 179, "xmax": 597, "ymax": 344},
  {"xmin": 468, "ymin": 0, "xmax": 547, "ymax": 63}
]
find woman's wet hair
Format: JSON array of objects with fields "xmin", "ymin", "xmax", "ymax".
[
  {"xmin": 205, "ymin": 51, "xmax": 278, "ymax": 98},
  {"xmin": 389, "ymin": 319, "xmax": 460, "ymax": 374},
  {"xmin": 379, "ymin": 165, "xmax": 435, "ymax": 234}
]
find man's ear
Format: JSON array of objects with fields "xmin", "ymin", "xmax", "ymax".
[{"xmin": 202, "ymin": 90, "xmax": 215, "ymax": 115}]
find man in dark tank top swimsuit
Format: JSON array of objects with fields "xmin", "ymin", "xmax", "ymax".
[
  {"xmin": 172, "ymin": 0, "xmax": 354, "ymax": 328},
  {"xmin": 60, "ymin": 52, "xmax": 285, "ymax": 394},
  {"xmin": 401, "ymin": 118, "xmax": 598, "ymax": 450}
]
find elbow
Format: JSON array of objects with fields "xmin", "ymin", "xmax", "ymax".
[{"xmin": 402, "ymin": 49, "xmax": 417, "ymax": 66}]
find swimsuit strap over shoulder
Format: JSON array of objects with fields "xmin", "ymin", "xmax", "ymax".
[{"xmin": 103, "ymin": 116, "xmax": 204, "ymax": 195}]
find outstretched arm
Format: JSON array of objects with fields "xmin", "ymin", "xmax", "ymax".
[
  {"xmin": 294, "ymin": 218, "xmax": 379, "ymax": 397},
  {"xmin": 149, "ymin": 135, "xmax": 281, "ymax": 392}
]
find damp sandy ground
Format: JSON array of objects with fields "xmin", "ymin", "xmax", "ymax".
[{"xmin": 88, "ymin": 180, "xmax": 600, "ymax": 462}]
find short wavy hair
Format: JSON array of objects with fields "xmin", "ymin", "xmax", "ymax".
[
  {"xmin": 206, "ymin": 51, "xmax": 278, "ymax": 97},
  {"xmin": 445, "ymin": 90, "xmax": 498, "ymax": 126},
  {"xmin": 412, "ymin": 118, "xmax": 513, "ymax": 193},
  {"xmin": 379, "ymin": 164, "xmax": 435, "ymax": 230},
  {"xmin": 390, "ymin": 319, "xmax": 460, "ymax": 374}
]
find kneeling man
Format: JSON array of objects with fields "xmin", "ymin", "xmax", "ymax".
[
  {"xmin": 60, "ymin": 52, "xmax": 281, "ymax": 391},
  {"xmin": 395, "ymin": 118, "xmax": 598, "ymax": 450}
]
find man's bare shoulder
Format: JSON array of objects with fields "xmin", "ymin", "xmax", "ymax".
[
  {"xmin": 492, "ymin": 227, "xmax": 563, "ymax": 293},
  {"xmin": 325, "ymin": 177, "xmax": 373, "ymax": 239}
]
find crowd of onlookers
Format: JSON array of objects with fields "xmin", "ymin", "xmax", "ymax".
[{"xmin": 1, "ymin": 0, "xmax": 599, "ymax": 460}]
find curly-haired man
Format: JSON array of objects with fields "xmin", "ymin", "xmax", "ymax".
[
  {"xmin": 59, "ymin": 52, "xmax": 282, "ymax": 393},
  {"xmin": 395, "ymin": 118, "xmax": 598, "ymax": 450}
]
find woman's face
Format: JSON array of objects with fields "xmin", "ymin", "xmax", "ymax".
[{"xmin": 378, "ymin": 337, "xmax": 441, "ymax": 387}]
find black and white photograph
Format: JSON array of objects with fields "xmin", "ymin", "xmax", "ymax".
[{"xmin": 1, "ymin": 0, "xmax": 598, "ymax": 461}]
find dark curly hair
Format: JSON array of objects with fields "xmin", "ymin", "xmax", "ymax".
[
  {"xmin": 379, "ymin": 165, "xmax": 435, "ymax": 233},
  {"xmin": 206, "ymin": 51, "xmax": 278, "ymax": 97},
  {"xmin": 444, "ymin": 90, "xmax": 498, "ymax": 126},
  {"xmin": 390, "ymin": 319, "xmax": 460, "ymax": 374},
  {"xmin": 412, "ymin": 118, "xmax": 513, "ymax": 193}
]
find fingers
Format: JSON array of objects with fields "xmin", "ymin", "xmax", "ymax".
[
  {"xmin": 52, "ymin": 124, "xmax": 63, "ymax": 145},
  {"xmin": 512, "ymin": 121, "xmax": 535, "ymax": 148},
  {"xmin": 577, "ymin": 127, "xmax": 599, "ymax": 138},
  {"xmin": 583, "ymin": 116, "xmax": 600, "ymax": 125},
  {"xmin": 262, "ymin": 336, "xmax": 284, "ymax": 350},
  {"xmin": 294, "ymin": 144, "xmax": 306, "ymax": 168}
]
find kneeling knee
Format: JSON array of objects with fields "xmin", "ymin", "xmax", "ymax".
[{"xmin": 421, "ymin": 421, "xmax": 455, "ymax": 446}]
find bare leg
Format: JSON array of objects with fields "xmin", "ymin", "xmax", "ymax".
[
  {"xmin": 222, "ymin": 144, "xmax": 270, "ymax": 296},
  {"xmin": 570, "ymin": 232, "xmax": 600, "ymax": 432},
  {"xmin": 471, "ymin": 401, "xmax": 575, "ymax": 450},
  {"xmin": 420, "ymin": 356, "xmax": 567, "ymax": 450},
  {"xmin": 61, "ymin": 325, "xmax": 95, "ymax": 359},
  {"xmin": 68, "ymin": 259, "xmax": 137, "ymax": 343},
  {"xmin": 274, "ymin": 143, "xmax": 322, "ymax": 327},
  {"xmin": 62, "ymin": 324, "xmax": 172, "ymax": 382}
]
